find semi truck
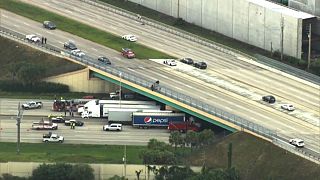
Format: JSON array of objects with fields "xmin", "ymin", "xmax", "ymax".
[
  {"xmin": 132, "ymin": 112, "xmax": 185, "ymax": 128},
  {"xmin": 81, "ymin": 100, "xmax": 159, "ymax": 118},
  {"xmin": 108, "ymin": 109, "xmax": 173, "ymax": 123},
  {"xmin": 168, "ymin": 121, "xmax": 200, "ymax": 132}
]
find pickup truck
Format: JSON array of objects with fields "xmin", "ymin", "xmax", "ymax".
[
  {"xmin": 22, "ymin": 101, "xmax": 42, "ymax": 110},
  {"xmin": 168, "ymin": 121, "xmax": 200, "ymax": 133},
  {"xmin": 43, "ymin": 133, "xmax": 64, "ymax": 143},
  {"xmin": 32, "ymin": 121, "xmax": 58, "ymax": 130},
  {"xmin": 25, "ymin": 34, "xmax": 41, "ymax": 43}
]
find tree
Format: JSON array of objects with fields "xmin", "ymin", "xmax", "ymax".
[
  {"xmin": 31, "ymin": 163, "xmax": 94, "ymax": 180},
  {"xmin": 186, "ymin": 131, "xmax": 199, "ymax": 150},
  {"xmin": 0, "ymin": 173, "xmax": 27, "ymax": 180},
  {"xmin": 108, "ymin": 175, "xmax": 126, "ymax": 180},
  {"xmin": 153, "ymin": 166, "xmax": 195, "ymax": 180},
  {"xmin": 147, "ymin": 139, "xmax": 169, "ymax": 151},
  {"xmin": 198, "ymin": 129, "xmax": 214, "ymax": 146},
  {"xmin": 69, "ymin": 164, "xmax": 94, "ymax": 180},
  {"xmin": 169, "ymin": 131, "xmax": 184, "ymax": 149}
]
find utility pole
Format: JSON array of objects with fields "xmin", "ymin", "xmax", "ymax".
[
  {"xmin": 123, "ymin": 145, "xmax": 127, "ymax": 178},
  {"xmin": 119, "ymin": 72, "xmax": 122, "ymax": 108},
  {"xmin": 280, "ymin": 17, "xmax": 284, "ymax": 61},
  {"xmin": 227, "ymin": 143, "xmax": 233, "ymax": 169},
  {"xmin": 16, "ymin": 102, "xmax": 23, "ymax": 155},
  {"xmin": 307, "ymin": 23, "xmax": 312, "ymax": 71},
  {"xmin": 177, "ymin": 0, "xmax": 180, "ymax": 18}
]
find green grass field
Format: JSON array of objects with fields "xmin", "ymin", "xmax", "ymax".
[
  {"xmin": 0, "ymin": 142, "xmax": 145, "ymax": 164},
  {"xmin": 0, "ymin": 0, "xmax": 172, "ymax": 60}
]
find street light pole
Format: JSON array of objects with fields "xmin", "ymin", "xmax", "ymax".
[
  {"xmin": 119, "ymin": 72, "xmax": 122, "ymax": 108},
  {"xmin": 307, "ymin": 23, "xmax": 312, "ymax": 71},
  {"xmin": 16, "ymin": 102, "xmax": 23, "ymax": 155}
]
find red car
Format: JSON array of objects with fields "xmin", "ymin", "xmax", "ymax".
[{"xmin": 121, "ymin": 48, "xmax": 135, "ymax": 59}]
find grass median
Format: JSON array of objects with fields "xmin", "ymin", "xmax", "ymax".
[
  {"xmin": 0, "ymin": 0, "xmax": 172, "ymax": 60},
  {"xmin": 0, "ymin": 142, "xmax": 145, "ymax": 164}
]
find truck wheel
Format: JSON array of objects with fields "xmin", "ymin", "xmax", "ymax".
[
  {"xmin": 45, "ymin": 140, "xmax": 48, "ymax": 143},
  {"xmin": 59, "ymin": 140, "xmax": 63, "ymax": 143}
]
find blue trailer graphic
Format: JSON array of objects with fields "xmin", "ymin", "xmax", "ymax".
[{"xmin": 132, "ymin": 112, "xmax": 185, "ymax": 127}]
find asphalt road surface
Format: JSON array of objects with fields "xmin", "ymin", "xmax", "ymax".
[
  {"xmin": 0, "ymin": 99, "xmax": 169, "ymax": 145},
  {"xmin": 0, "ymin": 1, "xmax": 319, "ymax": 154}
]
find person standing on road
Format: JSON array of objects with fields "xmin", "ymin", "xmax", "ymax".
[
  {"xmin": 41, "ymin": 37, "xmax": 44, "ymax": 44},
  {"xmin": 44, "ymin": 37, "xmax": 47, "ymax": 44}
]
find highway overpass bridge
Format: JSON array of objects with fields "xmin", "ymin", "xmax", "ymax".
[{"xmin": 1, "ymin": 26, "xmax": 319, "ymax": 163}]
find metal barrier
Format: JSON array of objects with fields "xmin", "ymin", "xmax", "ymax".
[
  {"xmin": 255, "ymin": 54, "xmax": 320, "ymax": 85},
  {"xmin": 0, "ymin": 25, "xmax": 318, "ymax": 163}
]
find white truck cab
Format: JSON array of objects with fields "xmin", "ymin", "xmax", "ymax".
[{"xmin": 43, "ymin": 133, "xmax": 64, "ymax": 143}]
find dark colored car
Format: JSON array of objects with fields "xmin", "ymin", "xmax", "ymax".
[
  {"xmin": 194, "ymin": 62, "xmax": 207, "ymax": 69},
  {"xmin": 43, "ymin": 21, "xmax": 56, "ymax": 30},
  {"xmin": 63, "ymin": 41, "xmax": 77, "ymax": 50},
  {"xmin": 262, "ymin": 95, "xmax": 276, "ymax": 103},
  {"xmin": 50, "ymin": 117, "xmax": 65, "ymax": 123},
  {"xmin": 180, "ymin": 58, "xmax": 194, "ymax": 65},
  {"xmin": 98, "ymin": 56, "xmax": 111, "ymax": 65},
  {"xmin": 65, "ymin": 119, "xmax": 84, "ymax": 126},
  {"xmin": 121, "ymin": 48, "xmax": 135, "ymax": 59}
]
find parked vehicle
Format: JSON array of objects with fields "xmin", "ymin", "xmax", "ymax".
[
  {"xmin": 43, "ymin": 132, "xmax": 64, "ymax": 143},
  {"xmin": 26, "ymin": 34, "xmax": 41, "ymax": 43},
  {"xmin": 163, "ymin": 59, "xmax": 177, "ymax": 66},
  {"xmin": 71, "ymin": 49, "xmax": 85, "ymax": 57},
  {"xmin": 132, "ymin": 112, "xmax": 185, "ymax": 128},
  {"xmin": 168, "ymin": 121, "xmax": 200, "ymax": 132},
  {"xmin": 98, "ymin": 56, "xmax": 111, "ymax": 65},
  {"xmin": 64, "ymin": 119, "xmax": 84, "ymax": 126},
  {"xmin": 63, "ymin": 41, "xmax": 77, "ymax": 50},
  {"xmin": 22, "ymin": 101, "xmax": 42, "ymax": 110},
  {"xmin": 122, "ymin": 34, "xmax": 137, "ymax": 42},
  {"xmin": 32, "ymin": 121, "xmax": 58, "ymax": 130},
  {"xmin": 50, "ymin": 116, "xmax": 65, "ymax": 123},
  {"xmin": 289, "ymin": 138, "xmax": 304, "ymax": 147},
  {"xmin": 109, "ymin": 91, "xmax": 120, "ymax": 99},
  {"xmin": 194, "ymin": 62, "xmax": 207, "ymax": 69},
  {"xmin": 121, "ymin": 48, "xmax": 135, "ymax": 59},
  {"xmin": 43, "ymin": 21, "xmax": 56, "ymax": 29},
  {"xmin": 281, "ymin": 104, "xmax": 295, "ymax": 111},
  {"xmin": 103, "ymin": 123, "xmax": 122, "ymax": 131},
  {"xmin": 262, "ymin": 95, "xmax": 276, "ymax": 103},
  {"xmin": 180, "ymin": 58, "xmax": 194, "ymax": 65},
  {"xmin": 81, "ymin": 100, "xmax": 157, "ymax": 118}
]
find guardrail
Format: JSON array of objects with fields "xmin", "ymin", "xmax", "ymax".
[
  {"xmin": 255, "ymin": 54, "xmax": 320, "ymax": 85},
  {"xmin": 0, "ymin": 25, "xmax": 318, "ymax": 163}
]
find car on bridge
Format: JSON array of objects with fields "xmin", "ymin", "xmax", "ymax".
[
  {"xmin": 289, "ymin": 138, "xmax": 304, "ymax": 147},
  {"xmin": 43, "ymin": 21, "xmax": 56, "ymax": 30},
  {"xmin": 262, "ymin": 95, "xmax": 276, "ymax": 103},
  {"xmin": 26, "ymin": 34, "xmax": 41, "ymax": 43},
  {"xmin": 194, "ymin": 61, "xmax": 207, "ymax": 69},
  {"xmin": 64, "ymin": 41, "xmax": 77, "ymax": 50},
  {"xmin": 98, "ymin": 56, "xmax": 111, "ymax": 65},
  {"xmin": 180, "ymin": 58, "xmax": 194, "ymax": 65},
  {"xmin": 281, "ymin": 104, "xmax": 295, "ymax": 111},
  {"xmin": 71, "ymin": 49, "xmax": 85, "ymax": 57},
  {"xmin": 122, "ymin": 34, "xmax": 137, "ymax": 42},
  {"xmin": 121, "ymin": 48, "xmax": 135, "ymax": 59},
  {"xmin": 163, "ymin": 59, "xmax": 177, "ymax": 66}
]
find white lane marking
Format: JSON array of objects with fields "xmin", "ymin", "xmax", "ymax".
[
  {"xmin": 175, "ymin": 87, "xmax": 183, "ymax": 91},
  {"xmin": 110, "ymin": 26, "xmax": 117, "ymax": 29},
  {"xmin": 91, "ymin": 48, "xmax": 98, "ymax": 51},
  {"xmin": 46, "ymin": 31, "xmax": 53, "ymax": 35},
  {"xmin": 127, "ymin": 68, "xmax": 135, "ymax": 72},
  {"xmin": 139, "ymin": 66, "xmax": 145, "ymax": 69},
  {"xmin": 23, "ymin": 22, "xmax": 30, "ymax": 26},
  {"xmin": 88, "ymin": 18, "xmax": 95, "ymax": 22},
  {"xmin": 2, "ymin": 14, "xmax": 8, "ymax": 18},
  {"xmin": 58, "ymin": 41, "xmax": 64, "ymax": 44},
  {"xmin": 13, "ymin": 24, "xmax": 20, "ymax": 28},
  {"xmin": 157, "ymin": 74, "xmax": 169, "ymax": 79},
  {"xmin": 65, "ymin": 10, "xmax": 73, "ymax": 14}
]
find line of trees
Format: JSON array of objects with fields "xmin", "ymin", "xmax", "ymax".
[{"xmin": 0, "ymin": 163, "xmax": 94, "ymax": 180}]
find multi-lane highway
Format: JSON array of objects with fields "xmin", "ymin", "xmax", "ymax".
[
  {"xmin": 0, "ymin": 0, "xmax": 319, "ymax": 155},
  {"xmin": 0, "ymin": 99, "xmax": 169, "ymax": 145}
]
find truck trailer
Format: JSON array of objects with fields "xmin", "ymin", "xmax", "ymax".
[
  {"xmin": 132, "ymin": 112, "xmax": 185, "ymax": 128},
  {"xmin": 108, "ymin": 109, "xmax": 173, "ymax": 123}
]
